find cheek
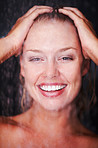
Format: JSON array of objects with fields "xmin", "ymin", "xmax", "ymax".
[
  {"xmin": 23, "ymin": 64, "xmax": 44, "ymax": 84},
  {"xmin": 63, "ymin": 63, "xmax": 82, "ymax": 101},
  {"xmin": 60, "ymin": 62, "xmax": 82, "ymax": 84},
  {"xmin": 67, "ymin": 64, "xmax": 82, "ymax": 97}
]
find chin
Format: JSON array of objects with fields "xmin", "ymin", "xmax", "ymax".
[{"xmin": 38, "ymin": 99, "xmax": 70, "ymax": 112}]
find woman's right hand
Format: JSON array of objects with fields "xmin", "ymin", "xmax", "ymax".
[{"xmin": 0, "ymin": 6, "xmax": 52, "ymax": 63}]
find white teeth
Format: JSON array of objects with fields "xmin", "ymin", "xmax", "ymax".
[{"xmin": 40, "ymin": 85, "xmax": 66, "ymax": 91}]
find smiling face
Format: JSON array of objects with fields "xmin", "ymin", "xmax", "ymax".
[{"xmin": 20, "ymin": 18, "xmax": 88, "ymax": 111}]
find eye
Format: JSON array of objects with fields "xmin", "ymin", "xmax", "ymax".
[
  {"xmin": 29, "ymin": 57, "xmax": 44, "ymax": 62},
  {"xmin": 58, "ymin": 56, "xmax": 73, "ymax": 62},
  {"xmin": 62, "ymin": 57, "xmax": 73, "ymax": 60},
  {"xmin": 30, "ymin": 58, "xmax": 41, "ymax": 61}
]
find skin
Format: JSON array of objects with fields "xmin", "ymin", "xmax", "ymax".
[
  {"xmin": 59, "ymin": 8, "xmax": 98, "ymax": 65},
  {"xmin": 0, "ymin": 7, "xmax": 97, "ymax": 65},
  {"xmin": 0, "ymin": 6, "xmax": 98, "ymax": 148},
  {"xmin": 21, "ymin": 20, "xmax": 87, "ymax": 111},
  {"xmin": 0, "ymin": 6, "xmax": 53, "ymax": 63},
  {"xmin": 0, "ymin": 17, "xmax": 98, "ymax": 148}
]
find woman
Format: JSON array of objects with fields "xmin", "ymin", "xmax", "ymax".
[{"xmin": 0, "ymin": 5, "xmax": 98, "ymax": 148}]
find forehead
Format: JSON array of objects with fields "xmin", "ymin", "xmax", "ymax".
[{"xmin": 23, "ymin": 19, "xmax": 81, "ymax": 51}]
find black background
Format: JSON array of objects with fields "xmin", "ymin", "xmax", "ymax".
[{"xmin": 0, "ymin": 0, "xmax": 98, "ymax": 133}]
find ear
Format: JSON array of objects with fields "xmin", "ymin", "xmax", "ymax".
[
  {"xmin": 20, "ymin": 55, "xmax": 25, "ymax": 77},
  {"xmin": 82, "ymin": 59, "xmax": 90, "ymax": 76}
]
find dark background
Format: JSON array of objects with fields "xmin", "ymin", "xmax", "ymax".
[{"xmin": 0, "ymin": 0, "xmax": 98, "ymax": 133}]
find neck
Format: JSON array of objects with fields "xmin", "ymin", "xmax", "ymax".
[{"xmin": 28, "ymin": 101, "xmax": 78, "ymax": 138}]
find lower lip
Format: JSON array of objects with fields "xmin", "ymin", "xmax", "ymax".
[{"xmin": 38, "ymin": 86, "xmax": 66, "ymax": 98}]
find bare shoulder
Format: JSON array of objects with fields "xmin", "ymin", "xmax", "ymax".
[
  {"xmin": 80, "ymin": 133, "xmax": 98, "ymax": 148},
  {"xmin": 70, "ymin": 119, "xmax": 98, "ymax": 148},
  {"xmin": 76, "ymin": 124, "xmax": 98, "ymax": 148},
  {"xmin": 0, "ymin": 115, "xmax": 27, "ymax": 135},
  {"xmin": 0, "ymin": 116, "xmax": 26, "ymax": 148},
  {"xmin": 0, "ymin": 115, "xmax": 39, "ymax": 148}
]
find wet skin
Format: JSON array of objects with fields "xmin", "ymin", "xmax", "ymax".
[
  {"xmin": 0, "ymin": 19, "xmax": 97, "ymax": 148},
  {"xmin": 21, "ymin": 19, "xmax": 88, "ymax": 111}
]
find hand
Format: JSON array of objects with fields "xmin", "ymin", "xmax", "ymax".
[
  {"xmin": 59, "ymin": 7, "xmax": 98, "ymax": 65},
  {"xmin": 0, "ymin": 5, "xmax": 52, "ymax": 63},
  {"xmin": 8, "ymin": 5, "xmax": 53, "ymax": 56}
]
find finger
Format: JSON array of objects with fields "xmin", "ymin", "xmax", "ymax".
[
  {"xmin": 59, "ymin": 8, "xmax": 96, "ymax": 35},
  {"xmin": 62, "ymin": 7, "xmax": 96, "ymax": 29},
  {"xmin": 62, "ymin": 7, "xmax": 86, "ymax": 20},
  {"xmin": 9, "ymin": 7, "xmax": 53, "ymax": 35},
  {"xmin": 59, "ymin": 8, "xmax": 83, "ymax": 26},
  {"xmin": 22, "ymin": 5, "xmax": 52, "ymax": 18},
  {"xmin": 15, "ymin": 46, "xmax": 22, "ymax": 57},
  {"xmin": 59, "ymin": 8, "xmax": 91, "ymax": 29},
  {"xmin": 24, "ymin": 7, "xmax": 53, "ymax": 24},
  {"xmin": 9, "ymin": 7, "xmax": 53, "ymax": 46},
  {"xmin": 59, "ymin": 9, "xmax": 96, "ymax": 37}
]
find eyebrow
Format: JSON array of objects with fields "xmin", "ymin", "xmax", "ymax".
[
  {"xmin": 25, "ymin": 47, "xmax": 77, "ymax": 53},
  {"xmin": 58, "ymin": 47, "xmax": 77, "ymax": 52},
  {"xmin": 25, "ymin": 49, "xmax": 43, "ymax": 53}
]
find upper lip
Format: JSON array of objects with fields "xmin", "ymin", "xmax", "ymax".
[{"xmin": 38, "ymin": 83, "xmax": 66, "ymax": 86}]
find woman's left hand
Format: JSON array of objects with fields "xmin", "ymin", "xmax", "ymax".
[{"xmin": 59, "ymin": 7, "xmax": 98, "ymax": 65}]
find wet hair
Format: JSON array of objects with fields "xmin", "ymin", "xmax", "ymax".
[
  {"xmin": 34, "ymin": 8, "xmax": 73, "ymax": 23},
  {"xmin": 21, "ymin": 8, "xmax": 96, "ymax": 117}
]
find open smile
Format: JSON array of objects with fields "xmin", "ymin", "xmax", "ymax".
[{"xmin": 38, "ymin": 83, "xmax": 67, "ymax": 97}]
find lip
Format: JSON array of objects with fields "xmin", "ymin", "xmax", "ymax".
[
  {"xmin": 38, "ymin": 83, "xmax": 66, "ymax": 86},
  {"xmin": 37, "ymin": 83, "xmax": 67, "ymax": 98}
]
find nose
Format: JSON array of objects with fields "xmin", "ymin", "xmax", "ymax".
[{"xmin": 44, "ymin": 61, "xmax": 60, "ymax": 78}]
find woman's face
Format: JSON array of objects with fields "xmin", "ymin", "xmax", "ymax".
[{"xmin": 20, "ymin": 19, "xmax": 88, "ymax": 111}]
